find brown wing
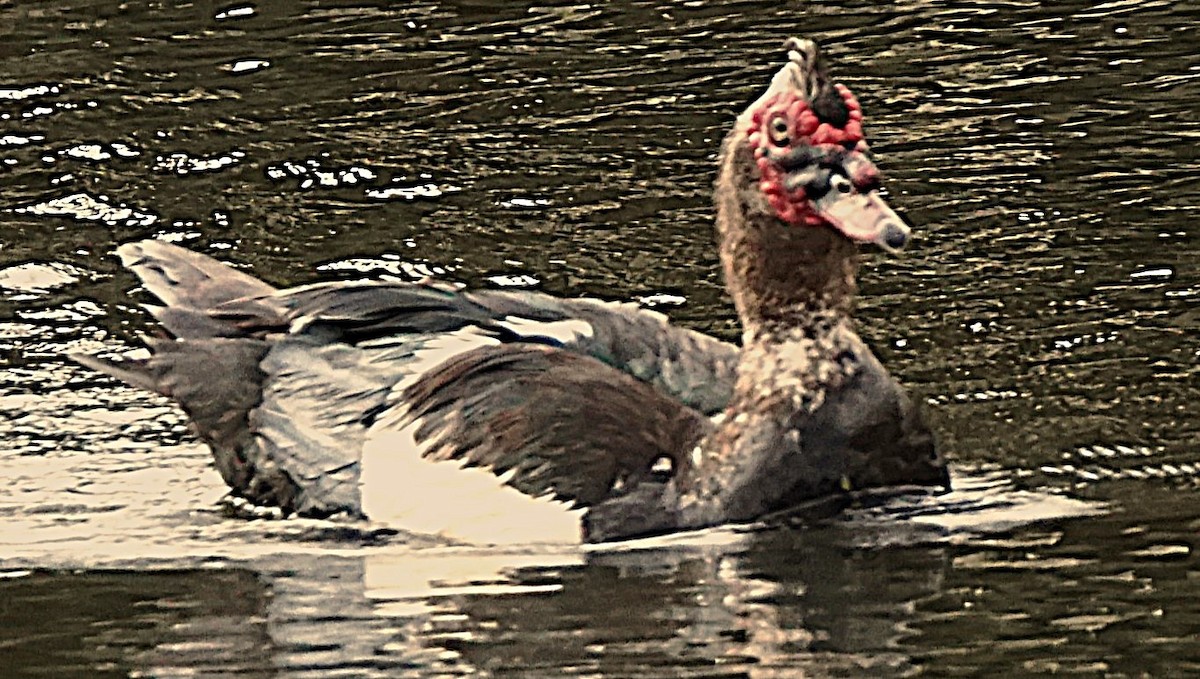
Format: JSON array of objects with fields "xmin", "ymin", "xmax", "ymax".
[{"xmin": 402, "ymin": 344, "xmax": 711, "ymax": 507}]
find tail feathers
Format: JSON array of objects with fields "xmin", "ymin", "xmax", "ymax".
[
  {"xmin": 70, "ymin": 352, "xmax": 161, "ymax": 394},
  {"xmin": 117, "ymin": 240, "xmax": 278, "ymax": 339},
  {"xmin": 71, "ymin": 338, "xmax": 277, "ymax": 501}
]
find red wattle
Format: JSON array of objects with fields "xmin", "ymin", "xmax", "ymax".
[{"xmin": 798, "ymin": 110, "xmax": 819, "ymax": 136}]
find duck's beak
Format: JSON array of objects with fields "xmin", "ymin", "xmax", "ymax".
[{"xmin": 811, "ymin": 187, "xmax": 911, "ymax": 253}]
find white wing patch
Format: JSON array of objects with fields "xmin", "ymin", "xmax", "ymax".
[
  {"xmin": 358, "ymin": 327, "xmax": 584, "ymax": 545},
  {"xmin": 360, "ymin": 422, "xmax": 583, "ymax": 545},
  {"xmin": 496, "ymin": 316, "xmax": 594, "ymax": 345}
]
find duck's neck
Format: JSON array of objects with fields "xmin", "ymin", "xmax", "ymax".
[
  {"xmin": 677, "ymin": 133, "xmax": 865, "ymax": 521},
  {"xmin": 714, "ymin": 133, "xmax": 859, "ymax": 342}
]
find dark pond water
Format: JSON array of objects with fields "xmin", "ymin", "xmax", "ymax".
[{"xmin": 1, "ymin": 0, "xmax": 1198, "ymax": 676}]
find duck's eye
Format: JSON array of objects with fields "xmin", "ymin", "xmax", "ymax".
[
  {"xmin": 830, "ymin": 174, "xmax": 852, "ymax": 194},
  {"xmin": 768, "ymin": 117, "xmax": 790, "ymax": 146}
]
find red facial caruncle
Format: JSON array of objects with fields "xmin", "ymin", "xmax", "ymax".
[{"xmin": 747, "ymin": 84, "xmax": 868, "ymax": 226}]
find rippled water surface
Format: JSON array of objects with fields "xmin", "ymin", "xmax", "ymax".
[{"xmin": 1, "ymin": 1, "xmax": 1197, "ymax": 676}]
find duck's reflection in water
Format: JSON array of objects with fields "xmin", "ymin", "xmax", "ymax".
[
  {"xmin": 0, "ymin": 470, "xmax": 1102, "ymax": 677},
  {"xmin": 355, "ymin": 528, "xmax": 948, "ymax": 677}
]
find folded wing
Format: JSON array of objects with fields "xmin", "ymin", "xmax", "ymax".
[{"xmin": 400, "ymin": 343, "xmax": 710, "ymax": 507}]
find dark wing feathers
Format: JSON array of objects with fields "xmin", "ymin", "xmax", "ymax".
[
  {"xmin": 118, "ymin": 238, "xmax": 737, "ymax": 414},
  {"xmin": 402, "ymin": 344, "xmax": 711, "ymax": 507},
  {"xmin": 515, "ymin": 295, "xmax": 737, "ymax": 416},
  {"xmin": 212, "ymin": 282, "xmax": 481, "ymax": 340},
  {"xmin": 77, "ymin": 240, "xmax": 735, "ymax": 517},
  {"xmin": 237, "ymin": 282, "xmax": 740, "ymax": 415}
]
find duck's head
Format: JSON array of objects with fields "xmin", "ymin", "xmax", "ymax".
[{"xmin": 736, "ymin": 38, "xmax": 909, "ymax": 253}]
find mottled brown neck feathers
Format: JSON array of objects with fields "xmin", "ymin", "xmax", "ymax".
[{"xmin": 714, "ymin": 130, "xmax": 859, "ymax": 335}]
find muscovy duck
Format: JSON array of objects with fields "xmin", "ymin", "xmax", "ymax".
[{"xmin": 74, "ymin": 38, "xmax": 950, "ymax": 543}]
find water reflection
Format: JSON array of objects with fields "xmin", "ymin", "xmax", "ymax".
[
  {"xmin": 433, "ymin": 533, "xmax": 943, "ymax": 677},
  {"xmin": 1, "ymin": 536, "xmax": 944, "ymax": 678},
  {"xmin": 0, "ymin": 569, "xmax": 273, "ymax": 679},
  {"xmin": 1, "ymin": 481, "xmax": 1196, "ymax": 677},
  {"xmin": 11, "ymin": 494, "xmax": 1187, "ymax": 678}
]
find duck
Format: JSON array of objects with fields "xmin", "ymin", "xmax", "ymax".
[{"xmin": 74, "ymin": 38, "xmax": 950, "ymax": 544}]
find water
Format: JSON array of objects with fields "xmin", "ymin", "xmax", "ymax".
[{"xmin": 1, "ymin": 0, "xmax": 1197, "ymax": 676}]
